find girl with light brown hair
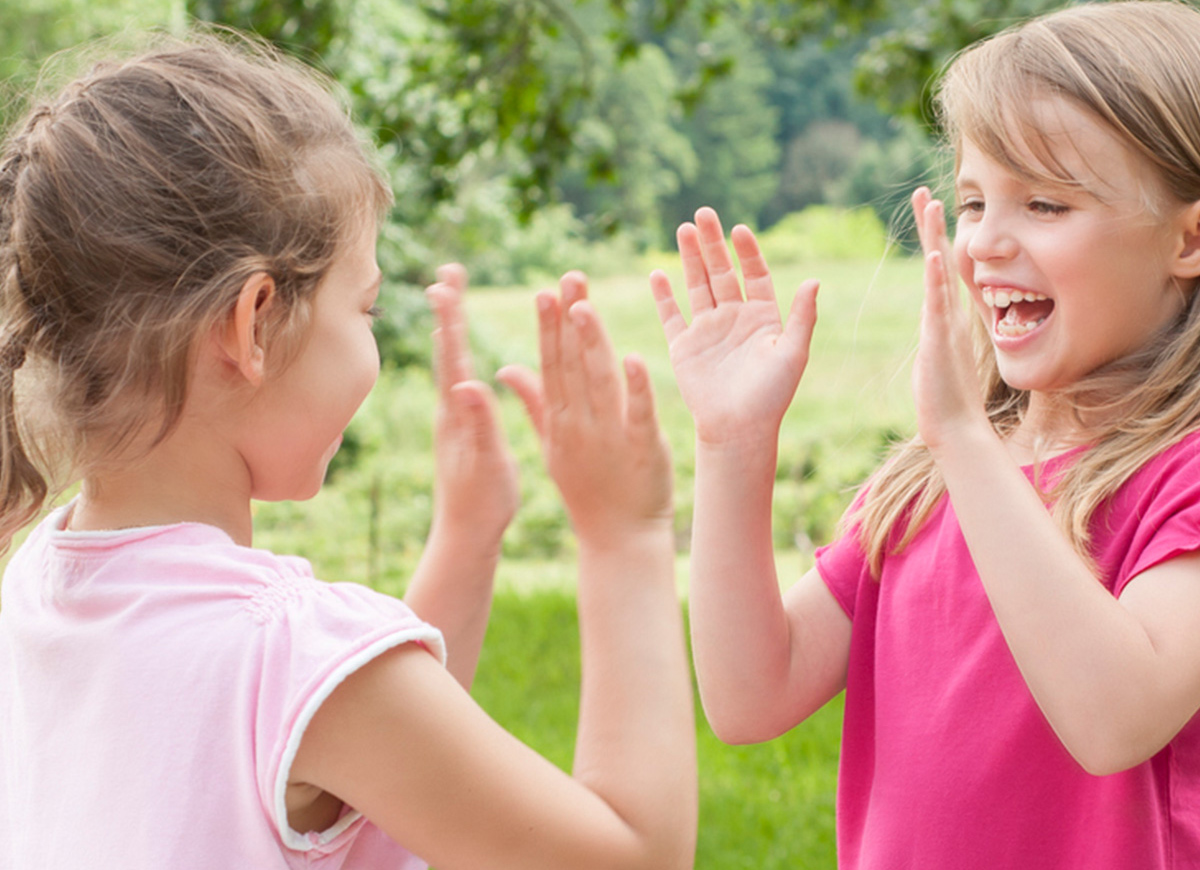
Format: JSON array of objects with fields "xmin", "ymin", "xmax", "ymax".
[
  {"xmin": 653, "ymin": 1, "xmax": 1200, "ymax": 866},
  {"xmin": 0, "ymin": 33, "xmax": 695, "ymax": 870}
]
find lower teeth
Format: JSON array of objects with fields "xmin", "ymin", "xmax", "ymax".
[{"xmin": 996, "ymin": 317, "xmax": 1044, "ymax": 337}]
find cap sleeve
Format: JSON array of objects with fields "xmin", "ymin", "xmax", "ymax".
[
  {"xmin": 248, "ymin": 574, "xmax": 445, "ymax": 852},
  {"xmin": 1098, "ymin": 432, "xmax": 1200, "ymax": 596}
]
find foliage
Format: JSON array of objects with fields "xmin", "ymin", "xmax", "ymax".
[
  {"xmin": 828, "ymin": 118, "xmax": 945, "ymax": 251},
  {"xmin": 756, "ymin": 205, "xmax": 891, "ymax": 264},
  {"xmin": 657, "ymin": 17, "xmax": 781, "ymax": 240},
  {"xmin": 853, "ymin": 0, "xmax": 1067, "ymax": 127}
]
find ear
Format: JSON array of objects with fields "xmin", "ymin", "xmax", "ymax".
[
  {"xmin": 1171, "ymin": 200, "xmax": 1200, "ymax": 281},
  {"xmin": 217, "ymin": 272, "xmax": 276, "ymax": 386}
]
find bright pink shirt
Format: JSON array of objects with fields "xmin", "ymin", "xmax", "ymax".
[
  {"xmin": 0, "ymin": 506, "xmax": 445, "ymax": 869},
  {"xmin": 816, "ymin": 430, "xmax": 1200, "ymax": 869}
]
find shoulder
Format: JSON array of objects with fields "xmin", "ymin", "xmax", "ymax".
[
  {"xmin": 12, "ymin": 512, "xmax": 443, "ymax": 661},
  {"xmin": 1103, "ymin": 429, "xmax": 1200, "ymax": 517},
  {"xmin": 1092, "ymin": 429, "xmax": 1200, "ymax": 591}
]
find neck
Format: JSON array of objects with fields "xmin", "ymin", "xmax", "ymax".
[
  {"xmin": 70, "ymin": 426, "xmax": 255, "ymax": 546},
  {"xmin": 1007, "ymin": 391, "xmax": 1095, "ymax": 463}
]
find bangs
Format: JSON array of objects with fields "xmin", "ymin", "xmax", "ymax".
[{"xmin": 938, "ymin": 26, "xmax": 1097, "ymax": 194}]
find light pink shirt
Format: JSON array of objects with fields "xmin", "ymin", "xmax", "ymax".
[
  {"xmin": 0, "ymin": 505, "xmax": 445, "ymax": 869},
  {"xmin": 816, "ymin": 430, "xmax": 1200, "ymax": 869}
]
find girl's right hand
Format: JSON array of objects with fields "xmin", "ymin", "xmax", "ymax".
[
  {"xmin": 909, "ymin": 188, "xmax": 992, "ymax": 454},
  {"xmin": 425, "ymin": 265, "xmax": 520, "ymax": 543},
  {"xmin": 499, "ymin": 271, "xmax": 672, "ymax": 545},
  {"xmin": 649, "ymin": 207, "xmax": 819, "ymax": 448}
]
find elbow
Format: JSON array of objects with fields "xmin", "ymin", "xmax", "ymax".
[
  {"xmin": 1058, "ymin": 727, "xmax": 1163, "ymax": 778},
  {"xmin": 1070, "ymin": 743, "xmax": 1153, "ymax": 778},
  {"xmin": 701, "ymin": 701, "xmax": 794, "ymax": 746},
  {"xmin": 1074, "ymin": 752, "xmax": 1139, "ymax": 779}
]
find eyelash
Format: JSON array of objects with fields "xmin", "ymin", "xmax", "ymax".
[
  {"xmin": 954, "ymin": 199, "xmax": 1070, "ymax": 216},
  {"xmin": 367, "ymin": 305, "xmax": 385, "ymax": 320},
  {"xmin": 1029, "ymin": 200, "xmax": 1069, "ymax": 216}
]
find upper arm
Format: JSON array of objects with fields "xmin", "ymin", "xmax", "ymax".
[
  {"xmin": 716, "ymin": 566, "xmax": 853, "ymax": 743},
  {"xmin": 781, "ymin": 567, "xmax": 852, "ymax": 715},
  {"xmin": 1115, "ymin": 550, "xmax": 1200, "ymax": 751},
  {"xmin": 289, "ymin": 644, "xmax": 653, "ymax": 870}
]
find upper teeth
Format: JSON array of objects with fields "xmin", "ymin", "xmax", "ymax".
[{"xmin": 982, "ymin": 289, "xmax": 1049, "ymax": 308}]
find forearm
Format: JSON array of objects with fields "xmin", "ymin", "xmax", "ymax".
[
  {"xmin": 688, "ymin": 435, "xmax": 803, "ymax": 741},
  {"xmin": 936, "ymin": 429, "xmax": 1174, "ymax": 772},
  {"xmin": 404, "ymin": 520, "xmax": 502, "ymax": 689},
  {"xmin": 570, "ymin": 520, "xmax": 696, "ymax": 870}
]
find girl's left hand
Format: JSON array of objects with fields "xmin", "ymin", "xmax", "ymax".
[
  {"xmin": 425, "ymin": 265, "xmax": 520, "ymax": 545},
  {"xmin": 910, "ymin": 187, "xmax": 992, "ymax": 454}
]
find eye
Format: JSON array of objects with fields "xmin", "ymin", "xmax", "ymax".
[
  {"xmin": 1029, "ymin": 199, "xmax": 1069, "ymax": 216},
  {"xmin": 367, "ymin": 305, "xmax": 385, "ymax": 320},
  {"xmin": 955, "ymin": 198, "xmax": 984, "ymax": 217}
]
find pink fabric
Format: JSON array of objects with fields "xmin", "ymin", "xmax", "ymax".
[
  {"xmin": 815, "ymin": 430, "xmax": 1200, "ymax": 869},
  {"xmin": 0, "ymin": 505, "xmax": 445, "ymax": 869}
]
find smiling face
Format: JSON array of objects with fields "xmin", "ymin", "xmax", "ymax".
[{"xmin": 953, "ymin": 98, "xmax": 1191, "ymax": 401}]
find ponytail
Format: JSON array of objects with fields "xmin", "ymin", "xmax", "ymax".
[{"xmin": 0, "ymin": 332, "xmax": 45, "ymax": 551}]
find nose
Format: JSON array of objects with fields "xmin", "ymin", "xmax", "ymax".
[{"xmin": 962, "ymin": 209, "xmax": 1019, "ymax": 262}]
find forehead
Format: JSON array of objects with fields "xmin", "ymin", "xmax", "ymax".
[{"xmin": 956, "ymin": 96, "xmax": 1159, "ymax": 202}]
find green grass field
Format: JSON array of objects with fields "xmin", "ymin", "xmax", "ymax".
[{"xmin": 249, "ymin": 253, "xmax": 924, "ymax": 869}]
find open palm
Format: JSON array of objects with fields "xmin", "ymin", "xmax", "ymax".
[{"xmin": 651, "ymin": 207, "xmax": 819, "ymax": 446}]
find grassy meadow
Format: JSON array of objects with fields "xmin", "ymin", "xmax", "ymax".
[{"xmin": 252, "ymin": 251, "xmax": 924, "ymax": 869}]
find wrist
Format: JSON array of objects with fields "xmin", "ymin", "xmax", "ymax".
[
  {"xmin": 694, "ymin": 432, "xmax": 780, "ymax": 476},
  {"xmin": 925, "ymin": 421, "xmax": 1007, "ymax": 476},
  {"xmin": 694, "ymin": 419, "xmax": 784, "ymax": 454},
  {"xmin": 425, "ymin": 517, "xmax": 505, "ymax": 566},
  {"xmin": 575, "ymin": 513, "xmax": 675, "ymax": 556}
]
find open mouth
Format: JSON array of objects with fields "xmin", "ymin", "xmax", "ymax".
[{"xmin": 981, "ymin": 288, "xmax": 1055, "ymax": 338}]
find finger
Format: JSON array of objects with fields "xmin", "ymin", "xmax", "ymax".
[
  {"xmin": 569, "ymin": 300, "xmax": 621, "ymax": 419},
  {"xmin": 923, "ymin": 250, "xmax": 955, "ymax": 324},
  {"xmin": 695, "ymin": 206, "xmax": 743, "ymax": 304},
  {"xmin": 535, "ymin": 291, "xmax": 566, "ymax": 413},
  {"xmin": 447, "ymin": 380, "xmax": 503, "ymax": 451},
  {"xmin": 730, "ymin": 224, "xmax": 776, "ymax": 303},
  {"xmin": 559, "ymin": 269, "xmax": 589, "ymax": 310},
  {"xmin": 623, "ymin": 353, "xmax": 662, "ymax": 446},
  {"xmin": 777, "ymin": 278, "xmax": 820, "ymax": 369},
  {"xmin": 555, "ymin": 275, "xmax": 588, "ymax": 412},
  {"xmin": 928, "ymin": 199, "xmax": 957, "ymax": 276},
  {"xmin": 922, "ymin": 200, "xmax": 959, "ymax": 309},
  {"xmin": 649, "ymin": 270, "xmax": 688, "ymax": 344},
  {"xmin": 911, "ymin": 187, "xmax": 934, "ymax": 254},
  {"xmin": 677, "ymin": 222, "xmax": 715, "ymax": 316},
  {"xmin": 496, "ymin": 364, "xmax": 546, "ymax": 439},
  {"xmin": 426, "ymin": 265, "xmax": 473, "ymax": 394}
]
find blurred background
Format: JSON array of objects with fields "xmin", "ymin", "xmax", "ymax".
[{"xmin": 0, "ymin": 1, "xmax": 1079, "ymax": 866}]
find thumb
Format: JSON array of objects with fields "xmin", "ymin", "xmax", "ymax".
[
  {"xmin": 447, "ymin": 381, "xmax": 503, "ymax": 451},
  {"xmin": 496, "ymin": 364, "xmax": 546, "ymax": 439},
  {"xmin": 777, "ymin": 279, "xmax": 819, "ymax": 368}
]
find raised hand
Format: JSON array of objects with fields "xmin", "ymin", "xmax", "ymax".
[
  {"xmin": 649, "ymin": 207, "xmax": 819, "ymax": 447},
  {"xmin": 499, "ymin": 271, "xmax": 672, "ymax": 545},
  {"xmin": 425, "ymin": 264, "xmax": 519, "ymax": 548},
  {"xmin": 910, "ymin": 188, "xmax": 991, "ymax": 453}
]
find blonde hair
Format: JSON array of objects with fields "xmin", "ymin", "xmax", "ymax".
[
  {"xmin": 0, "ymin": 32, "xmax": 392, "ymax": 549},
  {"xmin": 853, "ymin": 0, "xmax": 1200, "ymax": 576}
]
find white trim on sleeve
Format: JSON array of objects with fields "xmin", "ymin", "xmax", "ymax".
[{"xmin": 274, "ymin": 625, "xmax": 447, "ymax": 852}]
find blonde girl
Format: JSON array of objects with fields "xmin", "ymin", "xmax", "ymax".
[
  {"xmin": 0, "ymin": 35, "xmax": 695, "ymax": 870},
  {"xmin": 651, "ymin": 2, "xmax": 1200, "ymax": 867}
]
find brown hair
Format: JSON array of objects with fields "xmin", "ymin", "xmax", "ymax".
[
  {"xmin": 0, "ymin": 31, "xmax": 392, "ymax": 548},
  {"xmin": 854, "ymin": 0, "xmax": 1200, "ymax": 576}
]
